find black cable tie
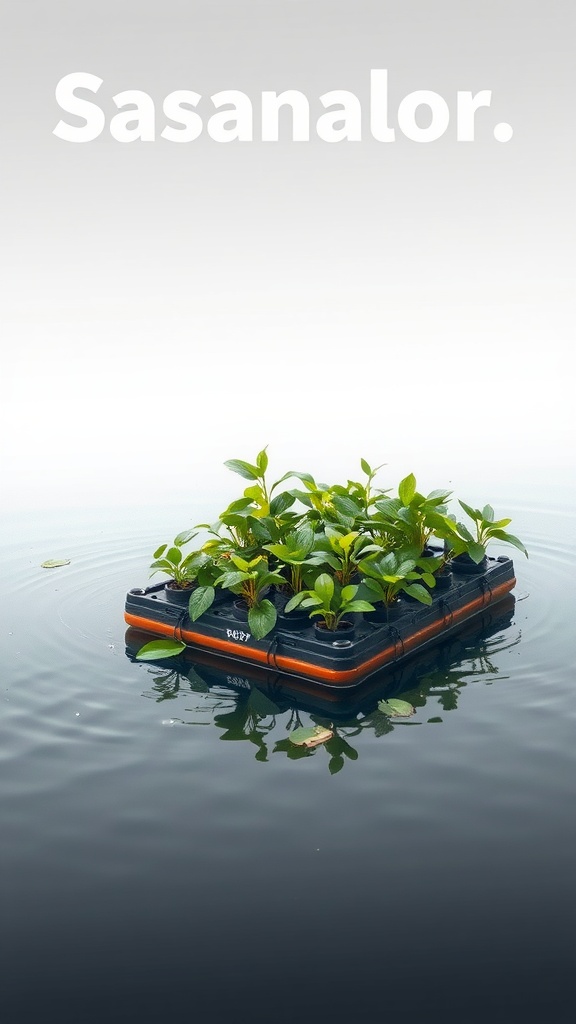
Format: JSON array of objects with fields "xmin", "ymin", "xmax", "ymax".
[
  {"xmin": 439, "ymin": 596, "xmax": 453, "ymax": 627},
  {"xmin": 388, "ymin": 625, "xmax": 405, "ymax": 662},
  {"xmin": 265, "ymin": 633, "xmax": 280, "ymax": 671},
  {"xmin": 172, "ymin": 609, "xmax": 187, "ymax": 644}
]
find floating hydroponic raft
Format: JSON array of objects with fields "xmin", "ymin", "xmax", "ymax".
[
  {"xmin": 125, "ymin": 593, "xmax": 515, "ymax": 717},
  {"xmin": 124, "ymin": 554, "xmax": 516, "ymax": 689}
]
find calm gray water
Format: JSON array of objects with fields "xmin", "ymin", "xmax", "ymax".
[{"xmin": 2, "ymin": 498, "xmax": 575, "ymax": 1024}]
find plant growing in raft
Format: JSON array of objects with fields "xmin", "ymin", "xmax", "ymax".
[
  {"xmin": 262, "ymin": 522, "xmax": 319, "ymax": 597},
  {"xmin": 214, "ymin": 554, "xmax": 286, "ymax": 639},
  {"xmin": 198, "ymin": 448, "xmax": 304, "ymax": 560},
  {"xmin": 148, "ymin": 529, "xmax": 206, "ymax": 591},
  {"xmin": 131, "ymin": 446, "xmax": 528, "ymax": 662},
  {"xmin": 357, "ymin": 549, "xmax": 440, "ymax": 614},
  {"xmin": 313, "ymin": 524, "xmax": 382, "ymax": 585},
  {"xmin": 284, "ymin": 572, "xmax": 375, "ymax": 633},
  {"xmin": 431, "ymin": 501, "xmax": 529, "ymax": 566},
  {"xmin": 366, "ymin": 473, "xmax": 452, "ymax": 555}
]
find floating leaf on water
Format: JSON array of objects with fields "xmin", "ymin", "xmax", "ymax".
[
  {"xmin": 41, "ymin": 559, "xmax": 71, "ymax": 568},
  {"xmin": 135, "ymin": 639, "xmax": 186, "ymax": 660},
  {"xmin": 377, "ymin": 698, "xmax": 415, "ymax": 717},
  {"xmin": 289, "ymin": 725, "xmax": 333, "ymax": 748}
]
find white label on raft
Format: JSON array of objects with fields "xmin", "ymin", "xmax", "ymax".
[{"xmin": 226, "ymin": 628, "xmax": 251, "ymax": 643}]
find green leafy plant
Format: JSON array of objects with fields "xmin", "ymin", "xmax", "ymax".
[
  {"xmin": 312, "ymin": 525, "xmax": 381, "ymax": 586},
  {"xmin": 199, "ymin": 450, "xmax": 304, "ymax": 560},
  {"xmin": 223, "ymin": 447, "xmax": 306, "ymax": 524},
  {"xmin": 285, "ymin": 460, "xmax": 386, "ymax": 529},
  {"xmin": 357, "ymin": 548, "xmax": 441, "ymax": 608},
  {"xmin": 285, "ymin": 572, "xmax": 374, "ymax": 631},
  {"xmin": 284, "ymin": 472, "xmax": 365, "ymax": 532},
  {"xmin": 149, "ymin": 529, "xmax": 207, "ymax": 588},
  {"xmin": 137, "ymin": 447, "xmax": 528, "ymax": 657},
  {"xmin": 186, "ymin": 553, "xmax": 224, "ymax": 621},
  {"xmin": 434, "ymin": 501, "xmax": 529, "ymax": 564},
  {"xmin": 224, "ymin": 447, "xmax": 274, "ymax": 517},
  {"xmin": 368, "ymin": 474, "xmax": 452, "ymax": 555},
  {"xmin": 263, "ymin": 522, "xmax": 320, "ymax": 596},
  {"xmin": 342, "ymin": 457, "xmax": 388, "ymax": 514},
  {"xmin": 214, "ymin": 554, "xmax": 286, "ymax": 639}
]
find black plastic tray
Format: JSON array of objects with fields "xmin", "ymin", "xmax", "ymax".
[{"xmin": 125, "ymin": 554, "xmax": 516, "ymax": 688}]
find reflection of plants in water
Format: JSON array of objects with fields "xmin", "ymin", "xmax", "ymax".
[
  {"xmin": 214, "ymin": 688, "xmax": 282, "ymax": 762},
  {"xmin": 136, "ymin": 618, "xmax": 522, "ymax": 770},
  {"xmin": 142, "ymin": 665, "xmax": 210, "ymax": 702},
  {"xmin": 420, "ymin": 629, "xmax": 519, "ymax": 713}
]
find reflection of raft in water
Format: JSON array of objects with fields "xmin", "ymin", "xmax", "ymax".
[
  {"xmin": 125, "ymin": 592, "xmax": 517, "ymax": 718},
  {"xmin": 124, "ymin": 555, "xmax": 516, "ymax": 691}
]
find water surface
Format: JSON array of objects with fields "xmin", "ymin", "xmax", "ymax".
[{"xmin": 2, "ymin": 497, "xmax": 574, "ymax": 1024}]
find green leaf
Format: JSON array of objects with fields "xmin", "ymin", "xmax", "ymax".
[
  {"xmin": 215, "ymin": 570, "xmax": 250, "ymax": 589},
  {"xmin": 248, "ymin": 599, "xmax": 277, "ymax": 640},
  {"xmin": 308, "ymin": 551, "xmax": 341, "ymax": 572},
  {"xmin": 226, "ymin": 497, "xmax": 253, "ymax": 513},
  {"xmin": 258, "ymin": 571, "xmax": 287, "ymax": 591},
  {"xmin": 41, "ymin": 558, "xmax": 71, "ymax": 568},
  {"xmin": 459, "ymin": 499, "xmax": 481, "ymax": 522},
  {"xmin": 224, "ymin": 458, "xmax": 260, "ymax": 481},
  {"xmin": 173, "ymin": 528, "xmax": 197, "ymax": 547},
  {"xmin": 294, "ymin": 522, "xmax": 314, "ymax": 553},
  {"xmin": 150, "ymin": 558, "xmax": 178, "ymax": 573},
  {"xmin": 468, "ymin": 542, "xmax": 486, "ymax": 564},
  {"xmin": 274, "ymin": 470, "xmax": 316, "ymax": 489},
  {"xmin": 482, "ymin": 504, "xmax": 495, "ymax": 522},
  {"xmin": 426, "ymin": 489, "xmax": 452, "ymax": 503},
  {"xmin": 244, "ymin": 484, "xmax": 264, "ymax": 504},
  {"xmin": 343, "ymin": 600, "xmax": 375, "ymax": 613},
  {"xmin": 403, "ymin": 583, "xmax": 433, "ymax": 605},
  {"xmin": 166, "ymin": 546, "xmax": 182, "ymax": 567},
  {"xmin": 314, "ymin": 573, "xmax": 334, "ymax": 608},
  {"xmin": 360, "ymin": 457, "xmax": 372, "ymax": 476},
  {"xmin": 289, "ymin": 725, "xmax": 333, "ymax": 747},
  {"xmin": 362, "ymin": 578, "xmax": 384, "ymax": 598},
  {"xmin": 420, "ymin": 572, "xmax": 437, "ymax": 588},
  {"xmin": 229, "ymin": 554, "xmax": 253, "ymax": 571},
  {"xmin": 135, "ymin": 639, "xmax": 186, "ymax": 660},
  {"xmin": 339, "ymin": 531, "xmax": 360, "ymax": 554},
  {"xmin": 490, "ymin": 530, "xmax": 528, "ymax": 557},
  {"xmin": 284, "ymin": 592, "xmax": 307, "ymax": 612},
  {"xmin": 456, "ymin": 521, "xmax": 475, "ymax": 543},
  {"xmin": 188, "ymin": 585, "xmax": 215, "ymax": 621},
  {"xmin": 378, "ymin": 698, "xmax": 415, "ymax": 717},
  {"xmin": 396, "ymin": 557, "xmax": 417, "ymax": 576},
  {"xmin": 269, "ymin": 491, "xmax": 295, "ymax": 517},
  {"xmin": 332, "ymin": 495, "xmax": 362, "ymax": 519},
  {"xmin": 398, "ymin": 473, "xmax": 416, "ymax": 506},
  {"xmin": 247, "ymin": 516, "xmax": 272, "ymax": 541},
  {"xmin": 256, "ymin": 447, "xmax": 268, "ymax": 473},
  {"xmin": 153, "ymin": 544, "xmax": 167, "ymax": 559}
]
